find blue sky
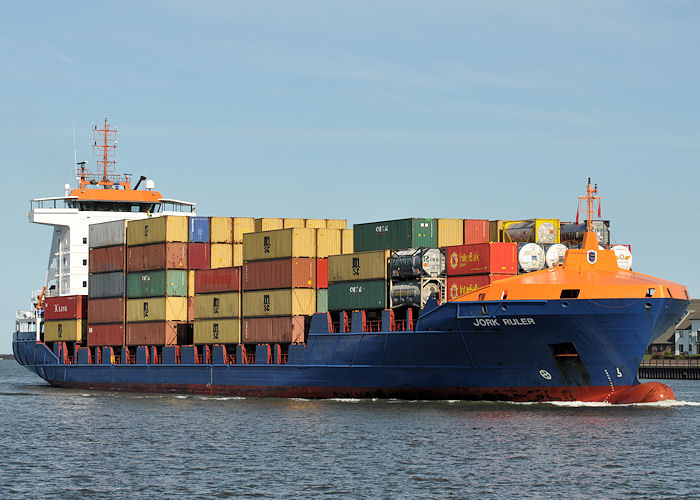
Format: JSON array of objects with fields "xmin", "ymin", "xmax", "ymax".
[{"xmin": 2, "ymin": 1, "xmax": 699, "ymax": 352}]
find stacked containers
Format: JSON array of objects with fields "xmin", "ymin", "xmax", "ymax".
[
  {"xmin": 315, "ymin": 228, "xmax": 341, "ymax": 313},
  {"xmin": 437, "ymin": 219, "xmax": 464, "ymax": 247},
  {"xmin": 126, "ymin": 216, "xmax": 188, "ymax": 346},
  {"xmin": 327, "ymin": 250, "xmax": 390, "ymax": 311},
  {"xmin": 242, "ymin": 228, "xmax": 317, "ymax": 344},
  {"xmin": 194, "ymin": 267, "xmax": 242, "ymax": 344},
  {"xmin": 188, "ymin": 216, "xmax": 211, "ymax": 270},
  {"xmin": 444, "ymin": 243, "xmax": 517, "ymax": 300},
  {"xmin": 44, "ymin": 295, "xmax": 88, "ymax": 343},
  {"xmin": 87, "ymin": 220, "xmax": 128, "ymax": 346},
  {"xmin": 353, "ymin": 218, "xmax": 437, "ymax": 252},
  {"xmin": 463, "ymin": 219, "xmax": 489, "ymax": 245}
]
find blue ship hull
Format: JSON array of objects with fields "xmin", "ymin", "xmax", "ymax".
[{"xmin": 13, "ymin": 297, "xmax": 688, "ymax": 402}]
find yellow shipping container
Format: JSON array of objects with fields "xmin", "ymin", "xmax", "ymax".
[
  {"xmin": 502, "ymin": 218, "xmax": 560, "ymax": 244},
  {"xmin": 328, "ymin": 250, "xmax": 389, "ymax": 282},
  {"xmin": 325, "ymin": 219, "xmax": 348, "ymax": 230},
  {"xmin": 194, "ymin": 292, "xmax": 240, "ymax": 319},
  {"xmin": 341, "ymin": 229, "xmax": 354, "ymax": 254},
  {"xmin": 316, "ymin": 228, "xmax": 342, "ymax": 258},
  {"xmin": 254, "ymin": 218, "xmax": 284, "ymax": 232},
  {"xmin": 233, "ymin": 243, "xmax": 243, "ymax": 267},
  {"xmin": 211, "ymin": 243, "xmax": 233, "ymax": 269},
  {"xmin": 194, "ymin": 318, "xmax": 241, "ymax": 344},
  {"xmin": 44, "ymin": 319, "xmax": 85, "ymax": 342},
  {"xmin": 437, "ymin": 218, "xmax": 464, "ymax": 247},
  {"xmin": 127, "ymin": 297, "xmax": 188, "ymax": 322},
  {"xmin": 232, "ymin": 217, "xmax": 255, "ymax": 243},
  {"xmin": 242, "ymin": 289, "xmax": 316, "ymax": 317},
  {"xmin": 127, "ymin": 216, "xmax": 188, "ymax": 246},
  {"xmin": 489, "ymin": 220, "xmax": 505, "ymax": 242},
  {"xmin": 283, "ymin": 218, "xmax": 305, "ymax": 228},
  {"xmin": 305, "ymin": 218, "xmax": 326, "ymax": 229},
  {"xmin": 210, "ymin": 217, "xmax": 233, "ymax": 243},
  {"xmin": 188, "ymin": 270, "xmax": 195, "ymax": 297},
  {"xmin": 243, "ymin": 228, "xmax": 316, "ymax": 261}
]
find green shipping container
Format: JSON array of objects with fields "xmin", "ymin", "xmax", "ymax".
[
  {"xmin": 328, "ymin": 279, "xmax": 386, "ymax": 311},
  {"xmin": 127, "ymin": 270, "xmax": 188, "ymax": 298},
  {"xmin": 316, "ymin": 288, "xmax": 328, "ymax": 313},
  {"xmin": 353, "ymin": 218, "xmax": 437, "ymax": 252}
]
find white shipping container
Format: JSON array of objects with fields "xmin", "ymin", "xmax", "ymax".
[{"xmin": 89, "ymin": 220, "xmax": 128, "ymax": 249}]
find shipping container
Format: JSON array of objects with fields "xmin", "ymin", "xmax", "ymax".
[
  {"xmin": 126, "ymin": 296, "xmax": 188, "ymax": 322},
  {"xmin": 89, "ymin": 245, "xmax": 125, "ymax": 273},
  {"xmin": 437, "ymin": 219, "xmax": 463, "ymax": 247},
  {"xmin": 194, "ymin": 267, "xmax": 241, "ymax": 294},
  {"xmin": 328, "ymin": 250, "xmax": 389, "ymax": 282},
  {"xmin": 445, "ymin": 243, "xmax": 518, "ymax": 276},
  {"xmin": 87, "ymin": 297, "xmax": 125, "ymax": 324},
  {"xmin": 188, "ymin": 243, "xmax": 211, "ymax": 270},
  {"xmin": 316, "ymin": 288, "xmax": 328, "ymax": 313},
  {"xmin": 241, "ymin": 316, "xmax": 305, "ymax": 344},
  {"xmin": 518, "ymin": 243, "xmax": 546, "ymax": 273},
  {"xmin": 390, "ymin": 248, "xmax": 445, "ymax": 279},
  {"xmin": 189, "ymin": 216, "xmax": 210, "ymax": 243},
  {"xmin": 194, "ymin": 318, "xmax": 241, "ymax": 344},
  {"xmin": 211, "ymin": 243, "xmax": 233, "ymax": 269},
  {"xmin": 126, "ymin": 321, "xmax": 178, "ymax": 346},
  {"xmin": 341, "ymin": 229, "xmax": 354, "ymax": 254},
  {"xmin": 89, "ymin": 220, "xmax": 127, "ymax": 249},
  {"xmin": 127, "ymin": 215, "xmax": 188, "ymax": 246},
  {"xmin": 560, "ymin": 220, "xmax": 611, "ymax": 247},
  {"xmin": 316, "ymin": 258, "xmax": 328, "ymax": 289},
  {"xmin": 233, "ymin": 217, "xmax": 256, "ymax": 243},
  {"xmin": 353, "ymin": 218, "xmax": 437, "ymax": 252},
  {"xmin": 44, "ymin": 295, "xmax": 87, "ymax": 320},
  {"xmin": 188, "ymin": 270, "xmax": 195, "ymax": 297},
  {"xmin": 127, "ymin": 242, "xmax": 188, "ymax": 271},
  {"xmin": 463, "ymin": 219, "xmax": 489, "ymax": 245},
  {"xmin": 326, "ymin": 219, "xmax": 347, "ymax": 230},
  {"xmin": 446, "ymin": 275, "xmax": 512, "ymax": 300},
  {"xmin": 316, "ymin": 228, "xmax": 342, "ymax": 258},
  {"xmin": 210, "ymin": 217, "xmax": 233, "ymax": 243},
  {"xmin": 87, "ymin": 323, "xmax": 125, "ymax": 347},
  {"xmin": 233, "ymin": 243, "xmax": 243, "ymax": 267},
  {"xmin": 502, "ymin": 219, "xmax": 560, "ymax": 244},
  {"xmin": 283, "ymin": 218, "xmax": 305, "ymax": 228},
  {"xmin": 328, "ymin": 279, "xmax": 387, "ymax": 311},
  {"xmin": 254, "ymin": 218, "xmax": 284, "ymax": 232},
  {"xmin": 489, "ymin": 220, "xmax": 505, "ymax": 243},
  {"xmin": 126, "ymin": 270, "xmax": 188, "ymax": 298},
  {"xmin": 243, "ymin": 228, "xmax": 316, "ymax": 261},
  {"xmin": 188, "ymin": 296, "xmax": 195, "ymax": 322},
  {"xmin": 194, "ymin": 292, "xmax": 240, "ymax": 319},
  {"xmin": 243, "ymin": 258, "xmax": 316, "ymax": 291},
  {"xmin": 305, "ymin": 219, "xmax": 326, "ymax": 229},
  {"xmin": 89, "ymin": 272, "xmax": 125, "ymax": 299},
  {"xmin": 242, "ymin": 289, "xmax": 316, "ymax": 317},
  {"xmin": 44, "ymin": 319, "xmax": 85, "ymax": 342}
]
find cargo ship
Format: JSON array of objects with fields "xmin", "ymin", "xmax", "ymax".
[{"xmin": 13, "ymin": 120, "xmax": 690, "ymax": 404}]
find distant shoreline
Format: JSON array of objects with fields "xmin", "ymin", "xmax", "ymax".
[{"xmin": 0, "ymin": 354, "xmax": 14, "ymax": 360}]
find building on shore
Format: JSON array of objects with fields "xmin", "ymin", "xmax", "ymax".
[{"xmin": 646, "ymin": 299, "xmax": 700, "ymax": 356}]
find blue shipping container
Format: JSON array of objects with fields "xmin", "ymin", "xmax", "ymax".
[{"xmin": 189, "ymin": 217, "xmax": 210, "ymax": 243}]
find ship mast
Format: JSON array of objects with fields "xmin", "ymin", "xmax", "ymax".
[
  {"xmin": 578, "ymin": 178, "xmax": 601, "ymax": 232},
  {"xmin": 87, "ymin": 117, "xmax": 118, "ymax": 188}
]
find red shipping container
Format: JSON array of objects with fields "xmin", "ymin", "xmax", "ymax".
[
  {"xmin": 195, "ymin": 267, "xmax": 241, "ymax": 294},
  {"xmin": 188, "ymin": 243, "xmax": 211, "ymax": 270},
  {"xmin": 446, "ymin": 243, "xmax": 517, "ymax": 276},
  {"xmin": 446, "ymin": 275, "xmax": 511, "ymax": 300},
  {"xmin": 243, "ymin": 258, "xmax": 316, "ymax": 291},
  {"xmin": 187, "ymin": 297, "xmax": 195, "ymax": 322},
  {"xmin": 87, "ymin": 323, "xmax": 125, "ymax": 346},
  {"xmin": 463, "ymin": 219, "xmax": 489, "ymax": 245},
  {"xmin": 316, "ymin": 258, "xmax": 328, "ymax": 289},
  {"xmin": 88, "ymin": 297, "xmax": 125, "ymax": 324},
  {"xmin": 242, "ymin": 316, "xmax": 305, "ymax": 344},
  {"xmin": 89, "ymin": 245, "xmax": 125, "ymax": 273},
  {"xmin": 44, "ymin": 295, "xmax": 88, "ymax": 320},
  {"xmin": 126, "ymin": 321, "xmax": 178, "ymax": 346},
  {"xmin": 127, "ymin": 242, "xmax": 188, "ymax": 271}
]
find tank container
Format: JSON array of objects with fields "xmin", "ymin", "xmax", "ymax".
[
  {"xmin": 518, "ymin": 243, "xmax": 546, "ymax": 272},
  {"xmin": 611, "ymin": 245, "xmax": 633, "ymax": 270},
  {"xmin": 390, "ymin": 248, "xmax": 445, "ymax": 280},
  {"xmin": 545, "ymin": 243, "xmax": 568, "ymax": 268},
  {"xmin": 502, "ymin": 219, "xmax": 560, "ymax": 244}
]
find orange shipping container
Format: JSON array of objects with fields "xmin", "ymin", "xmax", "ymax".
[
  {"xmin": 127, "ymin": 243, "xmax": 188, "ymax": 271},
  {"xmin": 463, "ymin": 219, "xmax": 490, "ymax": 245},
  {"xmin": 242, "ymin": 258, "xmax": 316, "ymax": 291},
  {"xmin": 89, "ymin": 245, "xmax": 125, "ymax": 273},
  {"xmin": 242, "ymin": 316, "xmax": 306, "ymax": 344},
  {"xmin": 446, "ymin": 275, "xmax": 512, "ymax": 300},
  {"xmin": 88, "ymin": 297, "xmax": 125, "ymax": 324},
  {"xmin": 87, "ymin": 323, "xmax": 125, "ymax": 347},
  {"xmin": 126, "ymin": 321, "xmax": 178, "ymax": 346}
]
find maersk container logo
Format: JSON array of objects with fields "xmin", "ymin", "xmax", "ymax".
[
  {"xmin": 587, "ymin": 250, "xmax": 597, "ymax": 264},
  {"xmin": 263, "ymin": 236, "xmax": 271, "ymax": 254},
  {"xmin": 352, "ymin": 257, "xmax": 360, "ymax": 276}
]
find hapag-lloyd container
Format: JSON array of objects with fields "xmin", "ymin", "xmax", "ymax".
[
  {"xmin": 353, "ymin": 218, "xmax": 436, "ymax": 252},
  {"xmin": 44, "ymin": 295, "xmax": 87, "ymax": 320},
  {"xmin": 242, "ymin": 316, "xmax": 306, "ymax": 344},
  {"xmin": 89, "ymin": 272, "xmax": 125, "ymax": 299},
  {"xmin": 44, "ymin": 319, "xmax": 85, "ymax": 342},
  {"xmin": 127, "ymin": 242, "xmax": 188, "ymax": 271},
  {"xmin": 446, "ymin": 274, "xmax": 512, "ymax": 300},
  {"xmin": 88, "ymin": 297, "xmax": 125, "ymax": 324},
  {"xmin": 194, "ymin": 318, "xmax": 241, "ymax": 344},
  {"xmin": 328, "ymin": 279, "xmax": 387, "ymax": 311},
  {"xmin": 437, "ymin": 218, "xmax": 463, "ymax": 247},
  {"xmin": 316, "ymin": 228, "xmax": 342, "ymax": 258},
  {"xmin": 126, "ymin": 321, "xmax": 178, "ymax": 346},
  {"xmin": 317, "ymin": 258, "xmax": 328, "ymax": 289},
  {"xmin": 445, "ymin": 243, "xmax": 518, "ymax": 276},
  {"xmin": 87, "ymin": 323, "xmax": 125, "ymax": 347},
  {"xmin": 243, "ymin": 228, "xmax": 316, "ymax": 261},
  {"xmin": 126, "ymin": 270, "xmax": 187, "ymax": 298},
  {"xmin": 328, "ymin": 250, "xmax": 389, "ymax": 282},
  {"xmin": 242, "ymin": 289, "xmax": 316, "ymax": 317},
  {"xmin": 242, "ymin": 258, "xmax": 316, "ymax": 291},
  {"xmin": 194, "ymin": 267, "xmax": 241, "ymax": 294},
  {"xmin": 189, "ymin": 216, "xmax": 210, "ymax": 243},
  {"xmin": 89, "ymin": 245, "xmax": 125, "ymax": 273},
  {"xmin": 194, "ymin": 292, "xmax": 240, "ymax": 319},
  {"xmin": 127, "ymin": 216, "xmax": 188, "ymax": 246},
  {"xmin": 188, "ymin": 243, "xmax": 211, "ymax": 270},
  {"xmin": 463, "ymin": 219, "xmax": 489, "ymax": 245},
  {"xmin": 126, "ymin": 297, "xmax": 188, "ymax": 322},
  {"xmin": 89, "ymin": 220, "xmax": 127, "ymax": 249}
]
